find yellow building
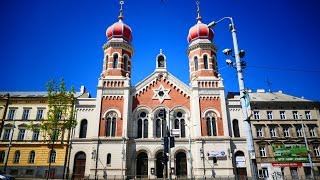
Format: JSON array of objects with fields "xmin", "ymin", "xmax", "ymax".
[{"xmin": 0, "ymin": 89, "xmax": 89, "ymax": 179}]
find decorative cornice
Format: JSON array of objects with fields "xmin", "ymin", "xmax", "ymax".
[
  {"xmin": 187, "ymin": 42, "xmax": 217, "ymax": 55},
  {"xmin": 103, "ymin": 41, "xmax": 134, "ymax": 55}
]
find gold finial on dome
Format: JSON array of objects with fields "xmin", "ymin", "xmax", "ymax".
[
  {"xmin": 196, "ymin": 1, "xmax": 202, "ymax": 23},
  {"xmin": 118, "ymin": 1, "xmax": 124, "ymax": 21}
]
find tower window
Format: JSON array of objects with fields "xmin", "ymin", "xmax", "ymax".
[
  {"xmin": 157, "ymin": 55, "xmax": 165, "ymax": 68},
  {"xmin": 79, "ymin": 119, "xmax": 88, "ymax": 138},
  {"xmin": 206, "ymin": 112, "xmax": 217, "ymax": 136},
  {"xmin": 107, "ymin": 153, "xmax": 111, "ymax": 165},
  {"xmin": 105, "ymin": 112, "xmax": 117, "ymax": 137},
  {"xmin": 124, "ymin": 56, "xmax": 128, "ymax": 71},
  {"xmin": 113, "ymin": 54, "xmax": 118, "ymax": 69},
  {"xmin": 203, "ymin": 55, "xmax": 208, "ymax": 69},
  {"xmin": 105, "ymin": 55, "xmax": 109, "ymax": 70},
  {"xmin": 194, "ymin": 56, "xmax": 198, "ymax": 71}
]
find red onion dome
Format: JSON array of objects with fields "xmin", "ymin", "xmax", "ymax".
[
  {"xmin": 187, "ymin": 22, "xmax": 214, "ymax": 43},
  {"xmin": 106, "ymin": 21, "xmax": 133, "ymax": 43}
]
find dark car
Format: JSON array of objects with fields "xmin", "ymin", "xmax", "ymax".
[{"xmin": 0, "ymin": 171, "xmax": 15, "ymax": 180}]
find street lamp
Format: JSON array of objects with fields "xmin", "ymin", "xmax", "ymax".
[
  {"xmin": 208, "ymin": 17, "xmax": 258, "ymax": 179},
  {"xmin": 300, "ymin": 115, "xmax": 315, "ymax": 179}
]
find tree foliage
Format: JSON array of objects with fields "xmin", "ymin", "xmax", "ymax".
[{"xmin": 29, "ymin": 78, "xmax": 77, "ymax": 141}]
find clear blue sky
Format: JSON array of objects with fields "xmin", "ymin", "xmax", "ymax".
[{"xmin": 1, "ymin": 0, "xmax": 319, "ymax": 100}]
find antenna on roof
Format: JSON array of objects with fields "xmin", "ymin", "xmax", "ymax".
[{"xmin": 266, "ymin": 76, "xmax": 272, "ymax": 92}]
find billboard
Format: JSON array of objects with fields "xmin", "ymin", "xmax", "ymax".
[{"xmin": 273, "ymin": 144, "xmax": 308, "ymax": 162}]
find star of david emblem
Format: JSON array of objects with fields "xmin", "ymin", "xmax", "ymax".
[{"xmin": 152, "ymin": 84, "xmax": 171, "ymax": 103}]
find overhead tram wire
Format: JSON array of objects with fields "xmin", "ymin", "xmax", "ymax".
[{"xmin": 247, "ymin": 65, "xmax": 320, "ymax": 73}]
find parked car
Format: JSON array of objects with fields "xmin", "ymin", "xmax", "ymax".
[{"xmin": 0, "ymin": 171, "xmax": 15, "ymax": 180}]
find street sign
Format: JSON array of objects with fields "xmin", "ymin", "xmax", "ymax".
[{"xmin": 171, "ymin": 129, "xmax": 180, "ymax": 136}]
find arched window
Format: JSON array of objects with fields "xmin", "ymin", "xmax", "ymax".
[
  {"xmin": 124, "ymin": 56, "xmax": 128, "ymax": 71},
  {"xmin": 13, "ymin": 150, "xmax": 20, "ymax": 163},
  {"xmin": 233, "ymin": 119, "xmax": 240, "ymax": 137},
  {"xmin": 0, "ymin": 151, "xmax": 5, "ymax": 163},
  {"xmin": 105, "ymin": 55, "xmax": 109, "ymax": 70},
  {"xmin": 49, "ymin": 150, "xmax": 56, "ymax": 163},
  {"xmin": 107, "ymin": 153, "xmax": 111, "ymax": 165},
  {"xmin": 157, "ymin": 55, "xmax": 165, "ymax": 68},
  {"xmin": 29, "ymin": 151, "xmax": 36, "ymax": 164},
  {"xmin": 105, "ymin": 112, "xmax": 117, "ymax": 137},
  {"xmin": 137, "ymin": 112, "xmax": 148, "ymax": 138},
  {"xmin": 174, "ymin": 111, "xmax": 186, "ymax": 138},
  {"xmin": 155, "ymin": 110, "xmax": 166, "ymax": 138},
  {"xmin": 79, "ymin": 119, "xmax": 88, "ymax": 138},
  {"xmin": 194, "ymin": 56, "xmax": 198, "ymax": 71},
  {"xmin": 206, "ymin": 112, "xmax": 217, "ymax": 136},
  {"xmin": 113, "ymin": 54, "xmax": 118, "ymax": 69},
  {"xmin": 203, "ymin": 55, "xmax": 208, "ymax": 69}
]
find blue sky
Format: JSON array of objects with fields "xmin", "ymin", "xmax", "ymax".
[{"xmin": 0, "ymin": 0, "xmax": 319, "ymax": 100}]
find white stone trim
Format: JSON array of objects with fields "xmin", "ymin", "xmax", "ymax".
[
  {"xmin": 102, "ymin": 108, "xmax": 122, "ymax": 119},
  {"xmin": 202, "ymin": 108, "xmax": 221, "ymax": 118}
]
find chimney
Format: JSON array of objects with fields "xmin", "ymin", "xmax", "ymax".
[{"xmin": 80, "ymin": 86, "xmax": 86, "ymax": 94}]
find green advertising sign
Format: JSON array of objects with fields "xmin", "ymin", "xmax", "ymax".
[{"xmin": 273, "ymin": 144, "xmax": 308, "ymax": 162}]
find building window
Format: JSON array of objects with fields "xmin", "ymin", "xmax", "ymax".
[
  {"xmin": 79, "ymin": 119, "xmax": 88, "ymax": 138},
  {"xmin": 3, "ymin": 129, "xmax": 11, "ymax": 140},
  {"xmin": 270, "ymin": 127, "xmax": 277, "ymax": 137},
  {"xmin": 113, "ymin": 54, "xmax": 118, "ymax": 69},
  {"xmin": 259, "ymin": 146, "xmax": 267, "ymax": 157},
  {"xmin": 33, "ymin": 130, "xmax": 40, "ymax": 141},
  {"xmin": 267, "ymin": 111, "xmax": 273, "ymax": 120},
  {"xmin": 105, "ymin": 112, "xmax": 117, "ymax": 137},
  {"xmin": 13, "ymin": 151, "xmax": 20, "ymax": 163},
  {"xmin": 49, "ymin": 150, "xmax": 56, "ymax": 163},
  {"xmin": 296, "ymin": 126, "xmax": 303, "ymax": 137},
  {"xmin": 22, "ymin": 109, "xmax": 30, "ymax": 120},
  {"xmin": 105, "ymin": 55, "xmax": 109, "ymax": 70},
  {"xmin": 203, "ymin": 55, "xmax": 208, "ymax": 69},
  {"xmin": 232, "ymin": 119, "xmax": 240, "ymax": 137},
  {"xmin": 194, "ymin": 56, "xmax": 198, "ymax": 71},
  {"xmin": 156, "ymin": 110, "xmax": 166, "ymax": 138},
  {"xmin": 314, "ymin": 146, "xmax": 320, "ymax": 157},
  {"xmin": 137, "ymin": 112, "xmax": 148, "ymax": 138},
  {"xmin": 280, "ymin": 111, "xmax": 286, "ymax": 120},
  {"xmin": 256, "ymin": 126, "xmax": 263, "ymax": 137},
  {"xmin": 258, "ymin": 168, "xmax": 269, "ymax": 178},
  {"xmin": 29, "ymin": 151, "xmax": 36, "ymax": 164},
  {"xmin": 36, "ymin": 109, "xmax": 44, "ymax": 120},
  {"xmin": 254, "ymin": 111, "xmax": 260, "ymax": 120},
  {"xmin": 0, "ymin": 151, "xmax": 5, "ymax": 163},
  {"xmin": 305, "ymin": 111, "xmax": 311, "ymax": 120},
  {"xmin": 309, "ymin": 127, "xmax": 317, "ymax": 137},
  {"xmin": 8, "ymin": 109, "xmax": 15, "ymax": 120},
  {"xmin": 124, "ymin": 56, "xmax": 128, "ymax": 71},
  {"xmin": 18, "ymin": 129, "xmax": 26, "ymax": 140},
  {"xmin": 293, "ymin": 111, "xmax": 299, "ymax": 120},
  {"xmin": 107, "ymin": 153, "xmax": 111, "ymax": 165},
  {"xmin": 174, "ymin": 111, "xmax": 186, "ymax": 138},
  {"xmin": 206, "ymin": 112, "xmax": 217, "ymax": 136},
  {"xmin": 283, "ymin": 127, "xmax": 290, "ymax": 137},
  {"xmin": 157, "ymin": 55, "xmax": 165, "ymax": 68}
]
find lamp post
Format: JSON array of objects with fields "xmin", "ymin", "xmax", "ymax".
[
  {"xmin": 300, "ymin": 115, "xmax": 315, "ymax": 179},
  {"xmin": 208, "ymin": 17, "xmax": 258, "ymax": 179},
  {"xmin": 185, "ymin": 123, "xmax": 196, "ymax": 179}
]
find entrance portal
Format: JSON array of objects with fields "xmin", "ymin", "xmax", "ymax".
[
  {"xmin": 175, "ymin": 152, "xmax": 187, "ymax": 177},
  {"xmin": 136, "ymin": 152, "xmax": 148, "ymax": 178},
  {"xmin": 73, "ymin": 152, "xmax": 86, "ymax": 180}
]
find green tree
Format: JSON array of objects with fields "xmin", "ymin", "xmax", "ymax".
[{"xmin": 29, "ymin": 78, "xmax": 77, "ymax": 179}]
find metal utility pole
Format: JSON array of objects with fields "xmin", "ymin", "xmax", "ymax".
[
  {"xmin": 208, "ymin": 17, "xmax": 258, "ymax": 179},
  {"xmin": 4, "ymin": 123, "xmax": 14, "ymax": 173},
  {"xmin": 167, "ymin": 109, "xmax": 172, "ymax": 180},
  {"xmin": 300, "ymin": 115, "xmax": 315, "ymax": 179}
]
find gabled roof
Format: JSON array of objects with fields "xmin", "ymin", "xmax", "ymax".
[
  {"xmin": 249, "ymin": 92, "xmax": 310, "ymax": 102},
  {"xmin": 0, "ymin": 91, "xmax": 88, "ymax": 98},
  {"xmin": 131, "ymin": 70, "xmax": 191, "ymax": 98}
]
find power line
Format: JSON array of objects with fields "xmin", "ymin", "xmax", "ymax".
[{"xmin": 247, "ymin": 65, "xmax": 320, "ymax": 73}]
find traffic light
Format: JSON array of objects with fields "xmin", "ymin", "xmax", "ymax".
[
  {"xmin": 161, "ymin": 153, "xmax": 168, "ymax": 164},
  {"xmin": 170, "ymin": 136, "xmax": 175, "ymax": 148},
  {"xmin": 162, "ymin": 137, "xmax": 169, "ymax": 153}
]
